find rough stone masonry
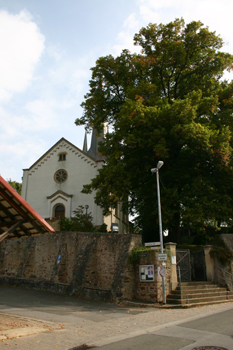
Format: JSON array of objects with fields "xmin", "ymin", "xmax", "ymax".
[
  {"xmin": 0, "ymin": 232, "xmax": 142, "ymax": 303},
  {"xmin": 0, "ymin": 232, "xmax": 175, "ymax": 303}
]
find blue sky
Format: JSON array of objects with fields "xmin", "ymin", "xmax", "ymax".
[{"xmin": 0, "ymin": 0, "xmax": 233, "ymax": 182}]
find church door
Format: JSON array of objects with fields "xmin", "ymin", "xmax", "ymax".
[{"xmin": 55, "ymin": 204, "xmax": 65, "ymax": 218}]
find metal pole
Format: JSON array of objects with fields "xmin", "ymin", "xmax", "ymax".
[
  {"xmin": 156, "ymin": 169, "xmax": 163, "ymax": 254},
  {"xmin": 85, "ymin": 205, "xmax": 89, "ymax": 218},
  {"xmin": 156, "ymin": 166, "xmax": 166, "ymax": 305}
]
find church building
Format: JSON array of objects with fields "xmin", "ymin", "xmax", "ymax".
[{"xmin": 21, "ymin": 130, "xmax": 128, "ymax": 233}]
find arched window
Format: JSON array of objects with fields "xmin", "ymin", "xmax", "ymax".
[
  {"xmin": 54, "ymin": 204, "xmax": 65, "ymax": 218},
  {"xmin": 58, "ymin": 152, "xmax": 67, "ymax": 161}
]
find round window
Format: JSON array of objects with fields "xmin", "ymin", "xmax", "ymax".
[{"xmin": 54, "ymin": 169, "xmax": 68, "ymax": 183}]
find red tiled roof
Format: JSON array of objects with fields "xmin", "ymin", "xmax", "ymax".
[{"xmin": 0, "ymin": 175, "xmax": 55, "ymax": 240}]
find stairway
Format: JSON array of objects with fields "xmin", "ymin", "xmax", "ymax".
[{"xmin": 166, "ymin": 281, "xmax": 233, "ymax": 308}]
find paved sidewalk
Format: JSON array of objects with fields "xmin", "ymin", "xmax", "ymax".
[
  {"xmin": 0, "ymin": 286, "xmax": 233, "ymax": 349},
  {"xmin": 0, "ymin": 312, "xmax": 62, "ymax": 341}
]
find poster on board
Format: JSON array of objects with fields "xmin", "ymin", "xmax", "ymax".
[{"xmin": 139, "ymin": 265, "xmax": 154, "ymax": 282}]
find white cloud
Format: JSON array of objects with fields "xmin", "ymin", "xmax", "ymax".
[
  {"xmin": 0, "ymin": 104, "xmax": 48, "ymax": 181},
  {"xmin": 0, "ymin": 10, "xmax": 45, "ymax": 102},
  {"xmin": 0, "ymin": 103, "xmax": 56, "ymax": 151},
  {"xmin": 112, "ymin": 32, "xmax": 138, "ymax": 56},
  {"xmin": 112, "ymin": 13, "xmax": 142, "ymax": 56},
  {"xmin": 46, "ymin": 44, "xmax": 65, "ymax": 62},
  {"xmin": 24, "ymin": 99, "xmax": 57, "ymax": 129},
  {"xmin": 0, "ymin": 136, "xmax": 48, "ymax": 181},
  {"xmin": 43, "ymin": 54, "xmax": 93, "ymax": 112},
  {"xmin": 123, "ymin": 13, "xmax": 139, "ymax": 29},
  {"xmin": 139, "ymin": 4, "xmax": 160, "ymax": 23}
]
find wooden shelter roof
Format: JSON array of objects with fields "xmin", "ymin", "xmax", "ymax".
[{"xmin": 0, "ymin": 175, "xmax": 55, "ymax": 242}]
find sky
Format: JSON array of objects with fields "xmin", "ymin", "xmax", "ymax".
[{"xmin": 0, "ymin": 0, "xmax": 233, "ymax": 183}]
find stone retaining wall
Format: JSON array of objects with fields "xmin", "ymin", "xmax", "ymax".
[
  {"xmin": 0, "ymin": 232, "xmax": 177, "ymax": 304},
  {"xmin": 122, "ymin": 249, "xmax": 172, "ymax": 303},
  {"xmin": 0, "ymin": 232, "xmax": 141, "ymax": 302},
  {"xmin": 221, "ymin": 234, "xmax": 233, "ymax": 252}
]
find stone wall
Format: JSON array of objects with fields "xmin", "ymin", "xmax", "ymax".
[
  {"xmin": 121, "ymin": 247, "xmax": 175, "ymax": 304},
  {"xmin": 203, "ymin": 235, "xmax": 233, "ymax": 288},
  {"xmin": 0, "ymin": 232, "xmax": 141, "ymax": 303},
  {"xmin": 0, "ymin": 232, "xmax": 178, "ymax": 304},
  {"xmin": 221, "ymin": 234, "xmax": 233, "ymax": 252}
]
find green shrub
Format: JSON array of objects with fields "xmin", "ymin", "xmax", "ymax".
[
  {"xmin": 59, "ymin": 206, "xmax": 108, "ymax": 233},
  {"xmin": 128, "ymin": 245, "xmax": 171, "ymax": 265},
  {"xmin": 128, "ymin": 246, "xmax": 152, "ymax": 265}
]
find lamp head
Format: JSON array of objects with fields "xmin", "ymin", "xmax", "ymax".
[
  {"xmin": 163, "ymin": 229, "xmax": 169, "ymax": 237},
  {"xmin": 157, "ymin": 161, "xmax": 164, "ymax": 170},
  {"xmin": 151, "ymin": 161, "xmax": 164, "ymax": 173}
]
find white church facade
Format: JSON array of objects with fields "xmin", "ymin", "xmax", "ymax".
[{"xmin": 21, "ymin": 132, "xmax": 128, "ymax": 233}]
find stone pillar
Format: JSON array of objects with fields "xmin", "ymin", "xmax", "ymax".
[
  {"xmin": 204, "ymin": 245, "xmax": 214, "ymax": 282},
  {"xmin": 165, "ymin": 242, "xmax": 177, "ymax": 291}
]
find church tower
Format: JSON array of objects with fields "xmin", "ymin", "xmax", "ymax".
[{"xmin": 83, "ymin": 125, "xmax": 107, "ymax": 161}]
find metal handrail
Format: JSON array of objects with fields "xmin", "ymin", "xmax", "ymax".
[
  {"xmin": 178, "ymin": 266, "xmax": 182, "ymax": 300},
  {"xmin": 214, "ymin": 265, "xmax": 233, "ymax": 291}
]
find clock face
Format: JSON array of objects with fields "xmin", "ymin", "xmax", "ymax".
[{"xmin": 54, "ymin": 169, "xmax": 68, "ymax": 183}]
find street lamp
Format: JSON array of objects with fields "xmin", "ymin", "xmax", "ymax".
[
  {"xmin": 151, "ymin": 161, "xmax": 166, "ymax": 304},
  {"xmin": 85, "ymin": 205, "xmax": 89, "ymax": 217}
]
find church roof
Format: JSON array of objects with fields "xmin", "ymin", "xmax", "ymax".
[
  {"xmin": 0, "ymin": 175, "xmax": 55, "ymax": 242},
  {"xmin": 23, "ymin": 137, "xmax": 104, "ymax": 172}
]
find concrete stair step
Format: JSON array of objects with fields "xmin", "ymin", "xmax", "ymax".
[
  {"xmin": 181, "ymin": 281, "xmax": 214, "ymax": 284},
  {"xmin": 171, "ymin": 299, "xmax": 233, "ymax": 308},
  {"xmin": 167, "ymin": 295, "xmax": 233, "ymax": 305},
  {"xmin": 167, "ymin": 282, "xmax": 233, "ymax": 307},
  {"xmin": 167, "ymin": 291, "xmax": 231, "ymax": 300},
  {"xmin": 173, "ymin": 288, "xmax": 226, "ymax": 294},
  {"xmin": 177, "ymin": 284, "xmax": 223, "ymax": 290}
]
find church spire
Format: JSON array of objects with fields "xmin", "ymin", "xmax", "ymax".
[
  {"xmin": 83, "ymin": 130, "xmax": 88, "ymax": 153},
  {"xmin": 87, "ymin": 125, "xmax": 107, "ymax": 161}
]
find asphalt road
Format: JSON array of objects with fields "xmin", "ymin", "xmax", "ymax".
[
  {"xmin": 0, "ymin": 286, "xmax": 232, "ymax": 350},
  {"xmin": 95, "ymin": 309, "xmax": 233, "ymax": 350}
]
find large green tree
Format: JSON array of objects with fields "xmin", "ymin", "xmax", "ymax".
[{"xmin": 75, "ymin": 19, "xmax": 233, "ymax": 242}]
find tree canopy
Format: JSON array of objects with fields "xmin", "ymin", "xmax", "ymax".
[
  {"xmin": 59, "ymin": 205, "xmax": 107, "ymax": 233},
  {"xmin": 7, "ymin": 179, "xmax": 22, "ymax": 195},
  {"xmin": 75, "ymin": 18, "xmax": 233, "ymax": 243}
]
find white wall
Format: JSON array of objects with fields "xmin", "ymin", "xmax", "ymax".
[{"xmin": 21, "ymin": 139, "xmax": 104, "ymax": 226}]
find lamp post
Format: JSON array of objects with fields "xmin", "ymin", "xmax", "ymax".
[
  {"xmin": 85, "ymin": 205, "xmax": 89, "ymax": 217},
  {"xmin": 151, "ymin": 161, "xmax": 166, "ymax": 304}
]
